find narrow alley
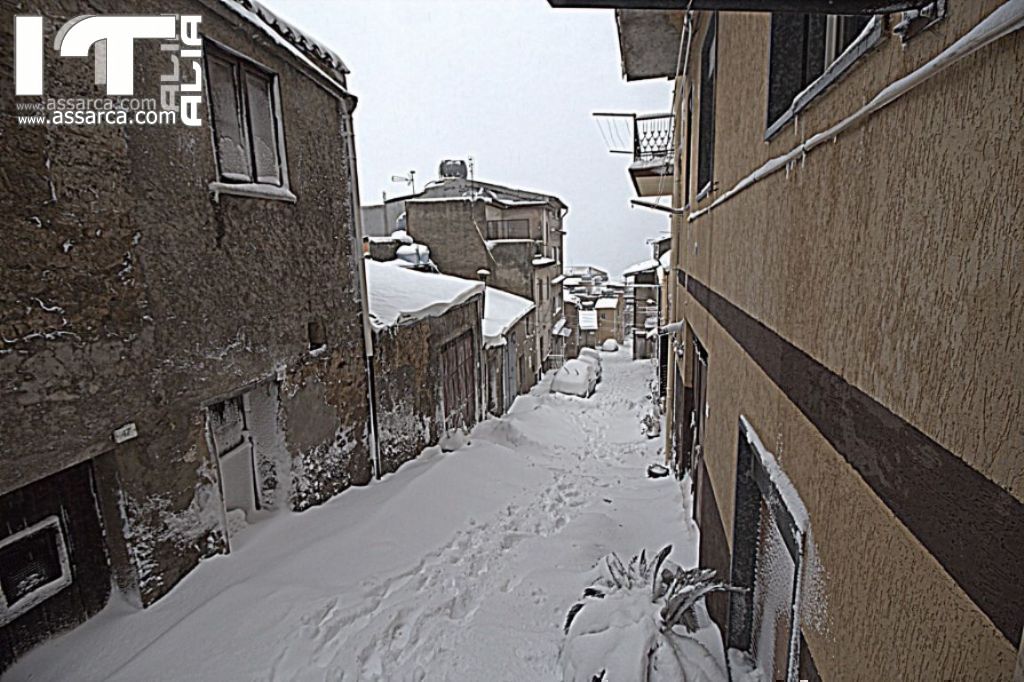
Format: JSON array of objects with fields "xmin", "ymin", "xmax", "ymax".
[{"xmin": 9, "ymin": 349, "xmax": 711, "ymax": 681}]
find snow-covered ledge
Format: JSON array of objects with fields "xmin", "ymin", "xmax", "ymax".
[
  {"xmin": 765, "ymin": 16, "xmax": 884, "ymax": 141},
  {"xmin": 209, "ymin": 181, "xmax": 297, "ymax": 203}
]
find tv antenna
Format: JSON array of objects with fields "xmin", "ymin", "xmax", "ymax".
[{"xmin": 390, "ymin": 170, "xmax": 416, "ymax": 194}]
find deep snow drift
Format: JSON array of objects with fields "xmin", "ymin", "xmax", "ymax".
[{"xmin": 10, "ymin": 349, "xmax": 714, "ymax": 682}]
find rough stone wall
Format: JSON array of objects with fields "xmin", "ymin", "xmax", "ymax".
[
  {"xmin": 372, "ymin": 295, "xmax": 483, "ymax": 474},
  {"xmin": 671, "ymin": 5, "xmax": 1022, "ymax": 678},
  {"xmin": 0, "ymin": 0, "xmax": 371, "ymax": 606},
  {"xmin": 405, "ymin": 200, "xmax": 490, "ymax": 280}
]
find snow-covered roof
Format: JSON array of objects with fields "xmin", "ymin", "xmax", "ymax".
[
  {"xmin": 595, "ymin": 297, "xmax": 619, "ymax": 310},
  {"xmin": 483, "ymin": 287, "xmax": 535, "ymax": 348},
  {"xmin": 622, "ymin": 258, "xmax": 660, "ymax": 277},
  {"xmin": 532, "ymin": 256, "xmax": 557, "ymax": 267},
  {"xmin": 385, "ymin": 177, "xmax": 566, "ymax": 211},
  {"xmin": 579, "ymin": 310, "xmax": 598, "ymax": 331},
  {"xmin": 216, "ymin": 1, "xmax": 349, "ymax": 93},
  {"xmin": 366, "ymin": 260, "xmax": 483, "ymax": 330}
]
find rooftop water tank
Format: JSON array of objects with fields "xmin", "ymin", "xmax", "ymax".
[{"xmin": 439, "ymin": 160, "xmax": 468, "ymax": 179}]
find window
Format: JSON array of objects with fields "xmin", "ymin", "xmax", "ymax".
[
  {"xmin": 0, "ymin": 516, "xmax": 72, "ymax": 625},
  {"xmin": 683, "ymin": 87, "xmax": 693, "ymax": 207},
  {"xmin": 766, "ymin": 13, "xmax": 876, "ymax": 137},
  {"xmin": 697, "ymin": 15, "xmax": 717, "ymax": 199},
  {"xmin": 205, "ymin": 43, "xmax": 291, "ymax": 198},
  {"xmin": 728, "ymin": 418, "xmax": 810, "ymax": 680}
]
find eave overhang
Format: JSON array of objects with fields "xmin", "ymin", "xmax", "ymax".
[{"xmin": 551, "ymin": 0, "xmax": 932, "ymax": 13}]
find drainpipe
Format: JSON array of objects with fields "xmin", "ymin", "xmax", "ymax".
[
  {"xmin": 340, "ymin": 97, "xmax": 382, "ymax": 480},
  {"xmin": 477, "ymin": 269, "xmax": 490, "ymax": 421}
]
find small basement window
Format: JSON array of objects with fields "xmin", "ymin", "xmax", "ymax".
[
  {"xmin": 0, "ymin": 516, "xmax": 72, "ymax": 625},
  {"xmin": 205, "ymin": 42, "xmax": 293, "ymax": 200},
  {"xmin": 766, "ymin": 13, "xmax": 881, "ymax": 139},
  {"xmin": 307, "ymin": 319, "xmax": 327, "ymax": 353}
]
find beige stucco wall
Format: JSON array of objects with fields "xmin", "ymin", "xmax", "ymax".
[
  {"xmin": 681, "ymin": 4, "xmax": 1023, "ymax": 500},
  {"xmin": 667, "ymin": 3, "xmax": 1022, "ymax": 678}
]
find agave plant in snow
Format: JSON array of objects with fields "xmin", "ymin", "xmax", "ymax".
[{"xmin": 560, "ymin": 546, "xmax": 739, "ymax": 682}]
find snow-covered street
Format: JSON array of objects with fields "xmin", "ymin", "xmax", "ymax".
[{"xmin": 10, "ymin": 349, "xmax": 702, "ymax": 682}]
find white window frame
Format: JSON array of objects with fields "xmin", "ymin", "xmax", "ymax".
[{"xmin": 0, "ymin": 516, "xmax": 73, "ymax": 625}]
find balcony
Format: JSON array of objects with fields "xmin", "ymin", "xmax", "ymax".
[
  {"xmin": 629, "ymin": 113, "xmax": 674, "ymax": 197},
  {"xmin": 485, "ymin": 219, "xmax": 531, "ymax": 240}
]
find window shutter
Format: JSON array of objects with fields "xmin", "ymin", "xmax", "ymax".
[
  {"xmin": 207, "ymin": 55, "xmax": 252, "ymax": 182},
  {"xmin": 244, "ymin": 69, "xmax": 282, "ymax": 186}
]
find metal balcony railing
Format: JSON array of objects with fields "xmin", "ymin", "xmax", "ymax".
[
  {"xmin": 633, "ymin": 114, "xmax": 674, "ymax": 163},
  {"xmin": 485, "ymin": 219, "xmax": 530, "ymax": 240}
]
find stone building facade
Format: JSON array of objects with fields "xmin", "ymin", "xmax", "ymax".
[
  {"xmin": 366, "ymin": 264, "xmax": 484, "ymax": 475},
  {"xmin": 1, "ymin": 0, "xmax": 372, "ymax": 670},
  {"xmin": 395, "ymin": 165, "xmax": 568, "ymax": 377},
  {"xmin": 563, "ymin": 0, "xmax": 1024, "ymax": 678}
]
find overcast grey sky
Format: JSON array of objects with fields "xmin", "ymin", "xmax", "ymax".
[{"xmin": 262, "ymin": 0, "xmax": 672, "ymax": 279}]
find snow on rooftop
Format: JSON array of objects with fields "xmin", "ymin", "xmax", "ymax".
[
  {"xmin": 595, "ymin": 298, "xmax": 619, "ymax": 310},
  {"xmin": 622, "ymin": 258, "xmax": 660, "ymax": 277},
  {"xmin": 483, "ymin": 287, "xmax": 535, "ymax": 348},
  {"xmin": 532, "ymin": 256, "xmax": 557, "ymax": 267},
  {"xmin": 365, "ymin": 260, "xmax": 483, "ymax": 330},
  {"xmin": 579, "ymin": 310, "xmax": 598, "ymax": 331}
]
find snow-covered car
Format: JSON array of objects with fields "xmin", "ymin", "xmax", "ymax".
[
  {"xmin": 551, "ymin": 359, "xmax": 598, "ymax": 397},
  {"xmin": 577, "ymin": 348, "xmax": 602, "ymax": 381}
]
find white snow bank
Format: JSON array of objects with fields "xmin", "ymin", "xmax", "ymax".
[
  {"xmin": 395, "ymin": 242, "xmax": 431, "ymax": 268},
  {"xmin": 483, "ymin": 287, "xmax": 535, "ymax": 348},
  {"xmin": 365, "ymin": 259, "xmax": 482, "ymax": 329},
  {"xmin": 601, "ymin": 339, "xmax": 619, "ymax": 352},
  {"xmin": 390, "ymin": 229, "xmax": 414, "ymax": 244}
]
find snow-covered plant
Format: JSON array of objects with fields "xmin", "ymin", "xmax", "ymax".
[
  {"xmin": 561, "ymin": 546, "xmax": 741, "ymax": 682},
  {"xmin": 641, "ymin": 411, "xmax": 661, "ymax": 438}
]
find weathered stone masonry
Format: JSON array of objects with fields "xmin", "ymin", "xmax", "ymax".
[{"xmin": 0, "ymin": 0, "xmax": 372, "ymax": 669}]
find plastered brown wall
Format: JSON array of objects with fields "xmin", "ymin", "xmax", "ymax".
[
  {"xmin": 1, "ymin": 0, "xmax": 371, "ymax": 601},
  {"xmin": 670, "ymin": 4, "xmax": 1022, "ymax": 678}
]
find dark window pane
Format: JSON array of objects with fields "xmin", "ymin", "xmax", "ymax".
[
  {"xmin": 697, "ymin": 15, "xmax": 717, "ymax": 194},
  {"xmin": 0, "ymin": 526, "xmax": 63, "ymax": 605},
  {"xmin": 840, "ymin": 15, "xmax": 871, "ymax": 52},
  {"xmin": 244, "ymin": 69, "xmax": 281, "ymax": 186},
  {"xmin": 804, "ymin": 14, "xmax": 827, "ymax": 83},
  {"xmin": 207, "ymin": 55, "xmax": 251, "ymax": 182},
  {"xmin": 767, "ymin": 14, "xmax": 806, "ymax": 125}
]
